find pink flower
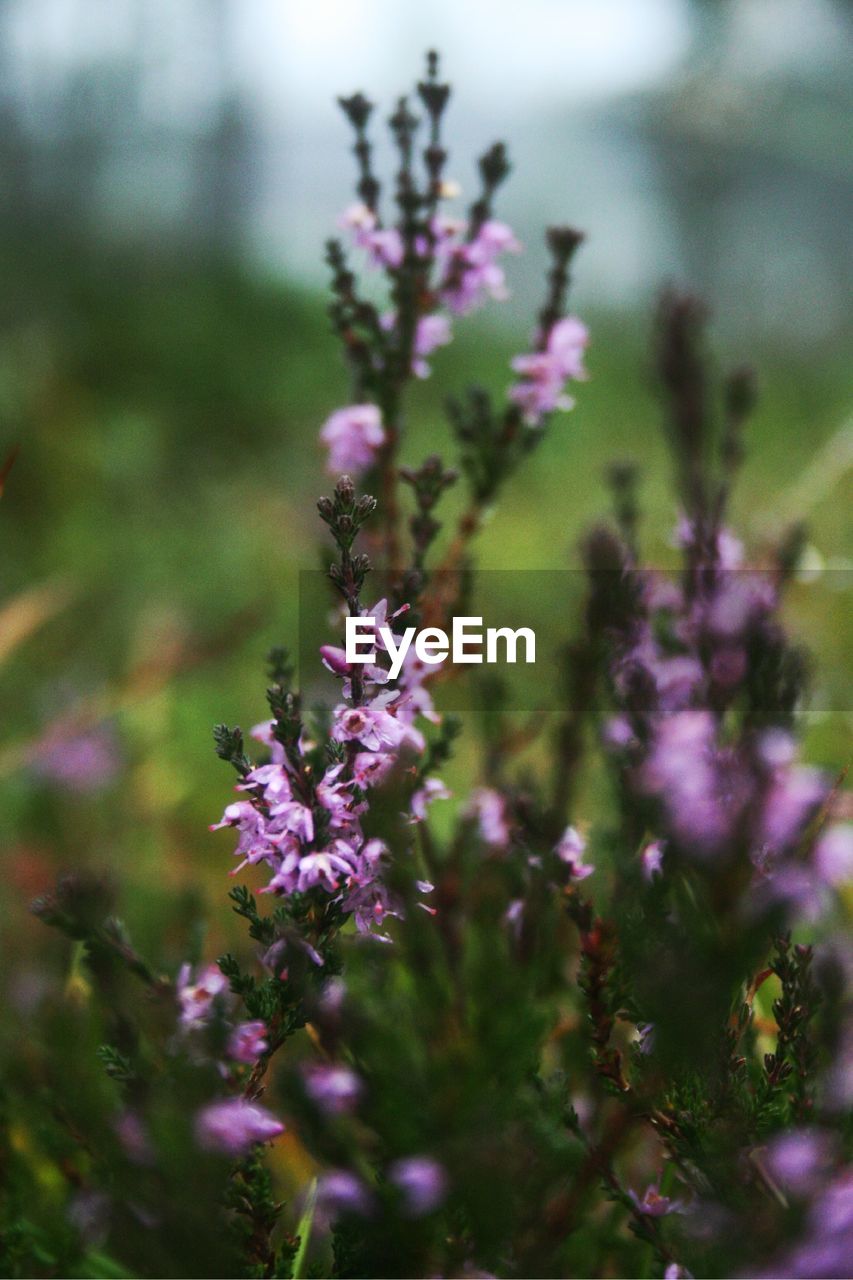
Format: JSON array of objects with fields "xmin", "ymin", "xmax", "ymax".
[
  {"xmin": 296, "ymin": 845, "xmax": 359, "ymax": 893},
  {"xmin": 758, "ymin": 766, "xmax": 826, "ymax": 856},
  {"xmin": 32, "ymin": 723, "xmax": 119, "ymax": 792},
  {"xmin": 412, "ymin": 314, "xmax": 452, "ymax": 377},
  {"xmin": 555, "ymin": 825, "xmax": 595, "ymax": 880},
  {"xmin": 302, "ymin": 1062, "xmax": 363, "ymax": 1114},
  {"xmin": 815, "ymin": 824, "xmax": 853, "ymax": 887},
  {"xmin": 439, "ymin": 219, "xmax": 521, "ymax": 314},
  {"xmin": 411, "ymin": 777, "xmax": 451, "ymax": 822},
  {"xmin": 227, "ymin": 1020, "xmax": 269, "ymax": 1064},
  {"xmin": 352, "ymin": 751, "xmax": 396, "ymax": 788},
  {"xmin": 270, "ymin": 800, "xmax": 315, "ymax": 845},
  {"xmin": 339, "ymin": 203, "xmax": 403, "ymax": 268},
  {"xmin": 510, "ymin": 315, "xmax": 589, "ymax": 425},
  {"xmin": 332, "ymin": 691, "xmax": 407, "ymax": 752},
  {"xmin": 195, "ymin": 1098, "xmax": 284, "ymax": 1156},
  {"xmin": 765, "ymin": 1129, "xmax": 837, "ymax": 1197},
  {"xmin": 320, "ymin": 404, "xmax": 385, "ymax": 475},
  {"xmin": 320, "ymin": 644, "xmax": 351, "ymax": 675},
  {"xmin": 177, "ymin": 963, "xmax": 228, "ymax": 1030},
  {"xmin": 640, "ymin": 840, "xmax": 665, "ymax": 881},
  {"xmin": 467, "ymin": 787, "xmax": 510, "ymax": 850},
  {"xmin": 315, "ymin": 1170, "xmax": 374, "ymax": 1226},
  {"xmin": 628, "ymin": 1182, "xmax": 685, "ymax": 1217},
  {"xmin": 388, "ymin": 1156, "xmax": 448, "ymax": 1216}
]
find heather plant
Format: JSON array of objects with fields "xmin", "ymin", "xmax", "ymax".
[{"xmin": 4, "ymin": 53, "xmax": 851, "ymax": 1280}]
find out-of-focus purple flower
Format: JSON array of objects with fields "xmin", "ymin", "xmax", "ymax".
[
  {"xmin": 504, "ymin": 898, "xmax": 524, "ymax": 941},
  {"xmin": 302, "ymin": 1062, "xmax": 363, "ymax": 1114},
  {"xmin": 664, "ymin": 1265, "xmax": 693, "ymax": 1279},
  {"xmin": 628, "ymin": 1183, "xmax": 686, "ymax": 1217},
  {"xmin": 388, "ymin": 1155, "xmax": 448, "ymax": 1216},
  {"xmin": 555, "ymin": 825, "xmax": 595, "ymax": 880},
  {"xmin": 758, "ymin": 766, "xmax": 826, "ymax": 857},
  {"xmin": 412, "ymin": 313, "xmax": 452, "ymax": 377},
  {"xmin": 613, "ymin": 635, "xmax": 703, "ymax": 716},
  {"xmin": 603, "ymin": 715, "xmax": 637, "ymax": 751},
  {"xmin": 704, "ymin": 572, "xmax": 776, "ymax": 640},
  {"xmin": 509, "ymin": 315, "xmax": 589, "ymax": 425},
  {"xmin": 315, "ymin": 1170, "xmax": 374, "ymax": 1226},
  {"xmin": 177, "ymin": 963, "xmax": 228, "ymax": 1030},
  {"xmin": 815, "ymin": 824, "xmax": 853, "ymax": 887},
  {"xmin": 765, "ymin": 1129, "xmax": 837, "ymax": 1198},
  {"xmin": 439, "ymin": 219, "xmax": 520, "ymax": 314},
  {"xmin": 674, "ymin": 517, "xmax": 744, "ymax": 571},
  {"xmin": 641, "ymin": 840, "xmax": 665, "ymax": 881},
  {"xmin": 339, "ymin": 203, "xmax": 403, "ymax": 268},
  {"xmin": 320, "ymin": 404, "xmax": 386, "ymax": 475},
  {"xmin": 640, "ymin": 711, "xmax": 736, "ymax": 856},
  {"xmin": 767, "ymin": 1170, "xmax": 853, "ymax": 1278},
  {"xmin": 114, "ymin": 1111, "xmax": 155, "ymax": 1166},
  {"xmin": 68, "ymin": 1189, "xmax": 110, "ymax": 1247},
  {"xmin": 32, "ymin": 723, "xmax": 120, "ymax": 792},
  {"xmin": 755, "ymin": 863, "xmax": 827, "ymax": 924},
  {"xmin": 227, "ymin": 1020, "xmax": 269, "ymax": 1064},
  {"xmin": 411, "ymin": 777, "xmax": 451, "ymax": 822},
  {"xmin": 195, "ymin": 1098, "xmax": 284, "ymax": 1156},
  {"xmin": 709, "ymin": 644, "xmax": 747, "ymax": 689},
  {"xmin": 467, "ymin": 787, "xmax": 510, "ymax": 851}
]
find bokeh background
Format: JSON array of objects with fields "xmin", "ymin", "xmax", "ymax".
[{"xmin": 1, "ymin": 0, "xmax": 850, "ymax": 972}]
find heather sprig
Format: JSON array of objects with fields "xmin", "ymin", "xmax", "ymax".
[{"xmin": 17, "ymin": 52, "xmax": 850, "ymax": 1280}]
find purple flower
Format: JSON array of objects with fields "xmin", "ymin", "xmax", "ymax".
[
  {"xmin": 765, "ymin": 1129, "xmax": 837, "ymax": 1197},
  {"xmin": 32, "ymin": 723, "xmax": 120, "ymax": 792},
  {"xmin": 439, "ymin": 219, "xmax": 521, "ymax": 314},
  {"xmin": 641, "ymin": 841, "xmax": 665, "ymax": 881},
  {"xmin": 555, "ymin": 825, "xmax": 595, "ymax": 880},
  {"xmin": 315, "ymin": 1170, "xmax": 374, "ymax": 1226},
  {"xmin": 320, "ymin": 404, "xmax": 385, "ymax": 474},
  {"xmin": 602, "ymin": 715, "xmax": 636, "ymax": 751},
  {"xmin": 757, "ymin": 766, "xmax": 826, "ymax": 856},
  {"xmin": 332, "ymin": 692, "xmax": 407, "ymax": 752},
  {"xmin": 302, "ymin": 1062, "xmax": 363, "ymax": 1114},
  {"xmin": 509, "ymin": 315, "xmax": 589, "ymax": 425},
  {"xmin": 114, "ymin": 1111, "xmax": 155, "ymax": 1166},
  {"xmin": 227, "ymin": 1020, "xmax": 269, "ymax": 1064},
  {"xmin": 640, "ymin": 711, "xmax": 737, "ymax": 856},
  {"xmin": 195, "ymin": 1098, "xmax": 284, "ymax": 1156},
  {"xmin": 815, "ymin": 824, "xmax": 853, "ymax": 887},
  {"xmin": 176, "ymin": 963, "xmax": 228, "ymax": 1030},
  {"xmin": 352, "ymin": 751, "xmax": 396, "ymax": 789},
  {"xmin": 339, "ymin": 203, "xmax": 403, "ymax": 268},
  {"xmin": 388, "ymin": 1155, "xmax": 448, "ymax": 1216},
  {"xmin": 410, "ymin": 777, "xmax": 451, "ymax": 822},
  {"xmin": 467, "ymin": 787, "xmax": 510, "ymax": 850},
  {"xmin": 769, "ymin": 1170, "xmax": 853, "ymax": 1278},
  {"xmin": 412, "ymin": 313, "xmax": 452, "ymax": 377},
  {"xmin": 68, "ymin": 1189, "xmax": 110, "ymax": 1247},
  {"xmin": 628, "ymin": 1182, "xmax": 685, "ymax": 1217}
]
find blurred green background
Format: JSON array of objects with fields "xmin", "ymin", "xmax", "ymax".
[{"xmin": 0, "ymin": 0, "xmax": 850, "ymax": 973}]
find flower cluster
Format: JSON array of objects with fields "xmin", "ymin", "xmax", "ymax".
[
  {"xmin": 597, "ymin": 490, "xmax": 847, "ymax": 930},
  {"xmin": 21, "ymin": 54, "xmax": 850, "ymax": 1280},
  {"xmin": 213, "ymin": 486, "xmax": 441, "ymax": 941},
  {"xmin": 510, "ymin": 314, "xmax": 589, "ymax": 424}
]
